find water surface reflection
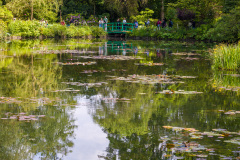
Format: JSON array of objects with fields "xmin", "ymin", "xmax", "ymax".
[{"xmin": 0, "ymin": 39, "xmax": 240, "ymax": 159}]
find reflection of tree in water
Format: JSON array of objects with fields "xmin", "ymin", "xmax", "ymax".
[
  {"xmin": 0, "ymin": 105, "xmax": 76, "ymax": 160},
  {"xmin": 0, "ymin": 54, "xmax": 61, "ymax": 98},
  {"xmin": 90, "ymin": 75, "xmax": 240, "ymax": 159},
  {"xmin": 0, "ymin": 52, "xmax": 77, "ymax": 159}
]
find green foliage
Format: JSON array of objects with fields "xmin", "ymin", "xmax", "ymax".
[
  {"xmin": 98, "ymin": 13, "xmax": 110, "ymax": 19},
  {"xmin": 8, "ymin": 20, "xmax": 41, "ymax": 37},
  {"xmin": 169, "ymin": 0, "xmax": 219, "ymax": 23},
  {"xmin": 129, "ymin": 24, "xmax": 209, "ymax": 40},
  {"xmin": 91, "ymin": 26, "xmax": 106, "ymax": 37},
  {"xmin": 6, "ymin": 0, "xmax": 61, "ymax": 22},
  {"xmin": 0, "ymin": 6, "xmax": 13, "ymax": 23},
  {"xmin": 211, "ymin": 42, "xmax": 240, "ymax": 70},
  {"xmin": 104, "ymin": 0, "xmax": 139, "ymax": 18},
  {"xmin": 87, "ymin": 15, "xmax": 99, "ymax": 26},
  {"xmin": 205, "ymin": 7, "xmax": 240, "ymax": 42},
  {"xmin": 130, "ymin": 8, "xmax": 155, "ymax": 25},
  {"xmin": 7, "ymin": 20, "xmax": 106, "ymax": 38},
  {"xmin": 220, "ymin": 0, "xmax": 239, "ymax": 13},
  {"xmin": 0, "ymin": 20, "xmax": 7, "ymax": 39},
  {"xmin": 166, "ymin": 7, "xmax": 177, "ymax": 20}
]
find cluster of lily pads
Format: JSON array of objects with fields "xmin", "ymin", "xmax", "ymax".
[
  {"xmin": 216, "ymin": 86, "xmax": 240, "ymax": 92},
  {"xmin": 159, "ymin": 135, "xmax": 216, "ymax": 159},
  {"xmin": 108, "ymin": 74, "xmax": 197, "ymax": 85},
  {"xmin": 75, "ymin": 55, "xmax": 143, "ymax": 60},
  {"xmin": 134, "ymin": 63, "xmax": 164, "ymax": 66},
  {"xmin": 218, "ymin": 110, "xmax": 240, "ymax": 115},
  {"xmin": 26, "ymin": 97, "xmax": 62, "ymax": 104},
  {"xmin": 171, "ymin": 52, "xmax": 201, "ymax": 56},
  {"xmin": 156, "ymin": 90, "xmax": 203, "ymax": 95},
  {"xmin": 80, "ymin": 69, "xmax": 127, "ymax": 74},
  {"xmin": 62, "ymin": 82, "xmax": 108, "ymax": 87},
  {"xmin": 0, "ymin": 97, "xmax": 22, "ymax": 104},
  {"xmin": 0, "ymin": 97, "xmax": 77, "ymax": 108},
  {"xmin": 163, "ymin": 126, "xmax": 240, "ymax": 142},
  {"xmin": 174, "ymin": 57, "xmax": 200, "ymax": 61},
  {"xmin": 54, "ymin": 61, "xmax": 96, "ymax": 65},
  {"xmin": 52, "ymin": 88, "xmax": 81, "ymax": 92},
  {"xmin": 1, "ymin": 112, "xmax": 46, "ymax": 121},
  {"xmin": 34, "ymin": 50, "xmax": 97, "ymax": 54},
  {"xmin": 161, "ymin": 126, "xmax": 240, "ymax": 158},
  {"xmin": 102, "ymin": 97, "xmax": 132, "ymax": 103}
]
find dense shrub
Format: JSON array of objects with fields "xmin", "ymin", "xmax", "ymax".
[
  {"xmin": 205, "ymin": 7, "xmax": 240, "ymax": 42},
  {"xmin": 128, "ymin": 25, "xmax": 209, "ymax": 40},
  {"xmin": 8, "ymin": 20, "xmax": 41, "ymax": 37},
  {"xmin": 7, "ymin": 20, "xmax": 106, "ymax": 38},
  {"xmin": 0, "ymin": 20, "xmax": 7, "ymax": 39},
  {"xmin": 91, "ymin": 27, "xmax": 106, "ymax": 37},
  {"xmin": 0, "ymin": 6, "xmax": 13, "ymax": 23}
]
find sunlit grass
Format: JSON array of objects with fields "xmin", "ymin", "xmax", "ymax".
[{"xmin": 211, "ymin": 42, "xmax": 240, "ymax": 70}]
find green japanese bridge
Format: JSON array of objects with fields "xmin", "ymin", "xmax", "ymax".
[{"xmin": 101, "ymin": 22, "xmax": 135, "ymax": 34}]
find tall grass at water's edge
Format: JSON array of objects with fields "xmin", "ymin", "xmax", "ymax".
[{"xmin": 211, "ymin": 42, "xmax": 240, "ymax": 70}]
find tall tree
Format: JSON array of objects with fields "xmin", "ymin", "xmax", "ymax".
[
  {"xmin": 6, "ymin": 0, "xmax": 62, "ymax": 21},
  {"xmin": 104, "ymin": 0, "xmax": 148, "ymax": 19},
  {"xmin": 88, "ymin": 0, "xmax": 104, "ymax": 16},
  {"xmin": 169, "ymin": 0, "xmax": 220, "ymax": 23}
]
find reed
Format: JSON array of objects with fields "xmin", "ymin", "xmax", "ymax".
[{"xmin": 211, "ymin": 42, "xmax": 240, "ymax": 70}]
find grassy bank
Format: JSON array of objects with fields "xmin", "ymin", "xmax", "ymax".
[
  {"xmin": 1, "ymin": 20, "xmax": 106, "ymax": 39},
  {"xmin": 211, "ymin": 42, "xmax": 240, "ymax": 70}
]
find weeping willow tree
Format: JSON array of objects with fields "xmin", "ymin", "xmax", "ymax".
[
  {"xmin": 6, "ymin": 0, "xmax": 63, "ymax": 22},
  {"xmin": 104, "ymin": 0, "xmax": 148, "ymax": 18}
]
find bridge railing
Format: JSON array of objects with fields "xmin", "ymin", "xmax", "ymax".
[{"xmin": 101, "ymin": 22, "xmax": 134, "ymax": 33}]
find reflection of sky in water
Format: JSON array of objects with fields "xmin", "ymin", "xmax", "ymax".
[
  {"xmin": 67, "ymin": 96, "xmax": 109, "ymax": 160},
  {"xmin": 33, "ymin": 96, "xmax": 108, "ymax": 160}
]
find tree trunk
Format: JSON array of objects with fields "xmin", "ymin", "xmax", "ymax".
[
  {"xmin": 31, "ymin": 0, "xmax": 34, "ymax": 20},
  {"xmin": 161, "ymin": 0, "xmax": 164, "ymax": 21},
  {"xmin": 60, "ymin": 9, "xmax": 62, "ymax": 22},
  {"xmin": 94, "ymin": 3, "xmax": 96, "ymax": 16}
]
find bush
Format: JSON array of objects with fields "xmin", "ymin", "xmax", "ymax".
[
  {"xmin": 205, "ymin": 7, "xmax": 240, "ymax": 42},
  {"xmin": 128, "ymin": 23, "xmax": 211, "ymax": 41},
  {"xmin": 0, "ymin": 6, "xmax": 13, "ymax": 23},
  {"xmin": 8, "ymin": 20, "xmax": 41, "ymax": 37},
  {"xmin": 0, "ymin": 20, "xmax": 7, "ymax": 39},
  {"xmin": 7, "ymin": 20, "xmax": 106, "ymax": 38},
  {"xmin": 90, "ymin": 26, "xmax": 106, "ymax": 37}
]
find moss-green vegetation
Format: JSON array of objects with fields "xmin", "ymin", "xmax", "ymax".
[
  {"xmin": 211, "ymin": 42, "xmax": 240, "ymax": 70},
  {"xmin": 7, "ymin": 20, "xmax": 106, "ymax": 38},
  {"xmin": 128, "ymin": 25, "xmax": 210, "ymax": 41},
  {"xmin": 0, "ymin": 1, "xmax": 240, "ymax": 42}
]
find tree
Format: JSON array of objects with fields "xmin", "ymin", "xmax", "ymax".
[
  {"xmin": 88, "ymin": 0, "xmax": 104, "ymax": 16},
  {"xmin": 104, "ymin": 0, "xmax": 143, "ymax": 19},
  {"xmin": 169, "ymin": 0, "xmax": 220, "ymax": 24},
  {"xmin": 206, "ymin": 6, "xmax": 240, "ymax": 42},
  {"xmin": 0, "ymin": 6, "xmax": 13, "ymax": 22},
  {"xmin": 220, "ymin": 0, "xmax": 239, "ymax": 13},
  {"xmin": 6, "ymin": 0, "xmax": 62, "ymax": 22}
]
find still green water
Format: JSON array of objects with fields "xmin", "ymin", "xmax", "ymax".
[{"xmin": 0, "ymin": 39, "xmax": 240, "ymax": 160}]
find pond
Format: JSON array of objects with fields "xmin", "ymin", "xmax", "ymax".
[{"xmin": 0, "ymin": 39, "xmax": 240, "ymax": 160}]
